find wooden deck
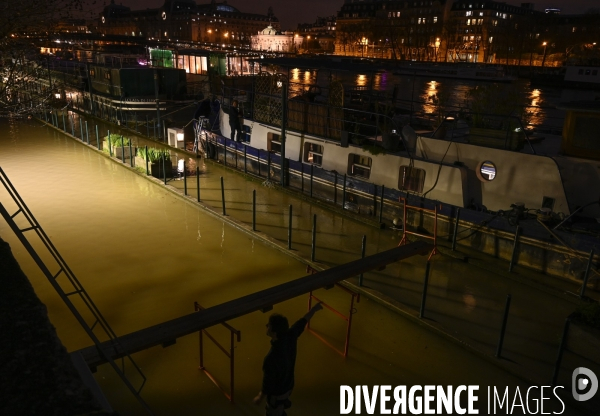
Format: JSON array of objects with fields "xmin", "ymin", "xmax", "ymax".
[{"xmin": 77, "ymin": 241, "xmax": 431, "ymax": 369}]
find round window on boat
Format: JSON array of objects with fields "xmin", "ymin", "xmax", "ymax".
[{"xmin": 478, "ymin": 161, "xmax": 497, "ymax": 181}]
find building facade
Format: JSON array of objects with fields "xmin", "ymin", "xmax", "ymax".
[
  {"xmin": 251, "ymin": 24, "xmax": 302, "ymax": 53},
  {"xmin": 95, "ymin": 0, "xmax": 279, "ymax": 48}
]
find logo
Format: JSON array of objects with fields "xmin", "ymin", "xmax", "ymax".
[{"xmin": 572, "ymin": 367, "xmax": 598, "ymax": 402}]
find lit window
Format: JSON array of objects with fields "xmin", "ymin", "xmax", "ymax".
[
  {"xmin": 348, "ymin": 154, "xmax": 372, "ymax": 180},
  {"xmin": 303, "ymin": 143, "xmax": 323, "ymax": 166},
  {"xmin": 479, "ymin": 161, "xmax": 496, "ymax": 181},
  {"xmin": 268, "ymin": 132, "xmax": 281, "ymax": 153},
  {"xmin": 466, "ymin": 11, "xmax": 472, "ymax": 16},
  {"xmin": 399, "ymin": 166, "xmax": 426, "ymax": 193}
]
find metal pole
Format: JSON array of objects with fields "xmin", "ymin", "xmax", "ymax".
[
  {"xmin": 288, "ymin": 205, "xmax": 292, "ymax": 250},
  {"xmin": 580, "ymin": 249, "xmax": 594, "ymax": 298},
  {"xmin": 452, "ymin": 208, "xmax": 461, "ymax": 251},
  {"xmin": 280, "ymin": 79, "xmax": 288, "ymax": 187},
  {"xmin": 258, "ymin": 151, "xmax": 261, "ymax": 177},
  {"xmin": 359, "ymin": 235, "xmax": 366, "ymax": 286},
  {"xmin": 334, "ymin": 172, "xmax": 338, "ymax": 205},
  {"xmin": 145, "ymin": 145, "xmax": 149, "ymax": 175},
  {"xmin": 311, "ymin": 214, "xmax": 317, "ymax": 262},
  {"xmin": 96, "ymin": 125, "xmax": 100, "ymax": 150},
  {"xmin": 85, "ymin": 121, "xmax": 89, "ymax": 144},
  {"xmin": 196, "ymin": 166, "xmax": 200, "ymax": 202},
  {"xmin": 252, "ymin": 190, "xmax": 256, "ymax": 231},
  {"xmin": 267, "ymin": 152, "xmax": 271, "ymax": 180},
  {"xmin": 183, "ymin": 162, "xmax": 187, "ymax": 195},
  {"xmin": 79, "ymin": 119, "xmax": 84, "ymax": 141},
  {"xmin": 551, "ymin": 319, "xmax": 571, "ymax": 386},
  {"xmin": 62, "ymin": 113, "xmax": 66, "ymax": 132},
  {"xmin": 162, "ymin": 155, "xmax": 167, "ymax": 185},
  {"xmin": 244, "ymin": 145, "xmax": 247, "ymax": 174},
  {"xmin": 129, "ymin": 141, "xmax": 133, "ymax": 167},
  {"xmin": 108, "ymin": 130, "xmax": 112, "ymax": 157},
  {"xmin": 121, "ymin": 136, "xmax": 125, "ymax": 164},
  {"xmin": 373, "ymin": 185, "xmax": 378, "ymax": 216},
  {"xmin": 310, "ymin": 164, "xmax": 314, "ymax": 198},
  {"xmin": 495, "ymin": 294, "xmax": 512, "ymax": 358},
  {"xmin": 342, "ymin": 174, "xmax": 347, "ymax": 210},
  {"xmin": 220, "ymin": 176, "xmax": 226, "ymax": 215},
  {"xmin": 379, "ymin": 185, "xmax": 384, "ymax": 223},
  {"xmin": 508, "ymin": 225, "xmax": 521, "ymax": 272},
  {"xmin": 419, "ymin": 261, "xmax": 431, "ymax": 319},
  {"xmin": 301, "ymin": 163, "xmax": 304, "ymax": 192},
  {"xmin": 344, "ymin": 294, "xmax": 356, "ymax": 357}
]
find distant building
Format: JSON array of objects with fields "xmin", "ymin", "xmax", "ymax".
[
  {"xmin": 95, "ymin": 0, "xmax": 278, "ymax": 47},
  {"xmin": 297, "ymin": 16, "xmax": 337, "ymax": 53},
  {"xmin": 251, "ymin": 24, "xmax": 302, "ymax": 53}
]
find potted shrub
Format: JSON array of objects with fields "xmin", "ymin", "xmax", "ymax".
[
  {"xmin": 105, "ymin": 134, "xmax": 136, "ymax": 160},
  {"xmin": 147, "ymin": 148, "xmax": 172, "ymax": 179}
]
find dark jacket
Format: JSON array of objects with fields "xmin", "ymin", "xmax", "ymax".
[
  {"xmin": 229, "ymin": 105, "xmax": 241, "ymax": 127},
  {"xmin": 261, "ymin": 318, "xmax": 307, "ymax": 396}
]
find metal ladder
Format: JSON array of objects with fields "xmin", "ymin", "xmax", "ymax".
[{"xmin": 0, "ymin": 166, "xmax": 153, "ymax": 415}]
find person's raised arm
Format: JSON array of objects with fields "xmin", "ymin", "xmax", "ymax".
[{"xmin": 303, "ymin": 302, "xmax": 323, "ymax": 323}]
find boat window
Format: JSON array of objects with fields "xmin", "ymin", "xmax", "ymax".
[
  {"xmin": 303, "ymin": 142, "xmax": 323, "ymax": 166},
  {"xmin": 347, "ymin": 153, "xmax": 372, "ymax": 180},
  {"xmin": 267, "ymin": 132, "xmax": 281, "ymax": 153},
  {"xmin": 479, "ymin": 161, "xmax": 497, "ymax": 181},
  {"xmin": 399, "ymin": 165, "xmax": 426, "ymax": 193}
]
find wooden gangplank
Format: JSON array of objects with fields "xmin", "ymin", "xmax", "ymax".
[{"xmin": 77, "ymin": 241, "xmax": 431, "ymax": 369}]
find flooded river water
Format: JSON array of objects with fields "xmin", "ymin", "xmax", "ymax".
[{"xmin": 0, "ymin": 118, "xmax": 587, "ymax": 415}]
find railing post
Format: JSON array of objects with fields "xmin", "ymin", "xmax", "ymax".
[
  {"xmin": 419, "ymin": 261, "xmax": 431, "ymax": 319},
  {"xmin": 342, "ymin": 174, "xmax": 347, "ymax": 210},
  {"xmin": 310, "ymin": 164, "xmax": 314, "ymax": 198},
  {"xmin": 267, "ymin": 152, "xmax": 271, "ymax": 180},
  {"xmin": 359, "ymin": 235, "xmax": 366, "ymax": 286},
  {"xmin": 108, "ymin": 130, "xmax": 112, "ymax": 157},
  {"xmin": 120, "ymin": 136, "xmax": 125, "ymax": 164},
  {"xmin": 243, "ymin": 144, "xmax": 247, "ymax": 174},
  {"xmin": 580, "ymin": 249, "xmax": 594, "ymax": 298},
  {"xmin": 334, "ymin": 171, "xmax": 338, "ymax": 205},
  {"xmin": 220, "ymin": 176, "xmax": 226, "ymax": 215},
  {"xmin": 62, "ymin": 113, "xmax": 66, "ymax": 132},
  {"xmin": 196, "ymin": 166, "xmax": 200, "ymax": 202},
  {"xmin": 452, "ymin": 208, "xmax": 461, "ymax": 251},
  {"xmin": 96, "ymin": 125, "xmax": 100, "ymax": 150},
  {"xmin": 288, "ymin": 205, "xmax": 293, "ymax": 250},
  {"xmin": 508, "ymin": 225, "xmax": 521, "ymax": 272},
  {"xmin": 183, "ymin": 162, "xmax": 187, "ymax": 196},
  {"xmin": 495, "ymin": 294, "xmax": 512, "ymax": 358},
  {"xmin": 311, "ymin": 214, "xmax": 317, "ymax": 262},
  {"xmin": 551, "ymin": 319, "xmax": 571, "ymax": 387},
  {"xmin": 145, "ymin": 145, "xmax": 149, "ymax": 175},
  {"xmin": 252, "ymin": 190, "xmax": 256, "ymax": 231},
  {"xmin": 379, "ymin": 184, "xmax": 385, "ymax": 223},
  {"xmin": 85, "ymin": 121, "xmax": 89, "ymax": 145},
  {"xmin": 162, "ymin": 155, "xmax": 167, "ymax": 185},
  {"xmin": 80, "ymin": 119, "xmax": 84, "ymax": 141},
  {"xmin": 129, "ymin": 141, "xmax": 133, "ymax": 167}
]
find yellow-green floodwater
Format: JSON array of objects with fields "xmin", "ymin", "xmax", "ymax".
[{"xmin": 0, "ymin": 118, "xmax": 587, "ymax": 415}]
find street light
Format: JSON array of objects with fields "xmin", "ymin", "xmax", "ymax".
[
  {"xmin": 435, "ymin": 38, "xmax": 440, "ymax": 61},
  {"xmin": 541, "ymin": 41, "xmax": 548, "ymax": 67}
]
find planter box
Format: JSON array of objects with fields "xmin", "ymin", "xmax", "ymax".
[
  {"xmin": 150, "ymin": 160, "xmax": 173, "ymax": 179},
  {"xmin": 114, "ymin": 146, "xmax": 137, "ymax": 161}
]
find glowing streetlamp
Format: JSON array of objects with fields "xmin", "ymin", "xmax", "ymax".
[
  {"xmin": 435, "ymin": 38, "xmax": 440, "ymax": 61},
  {"xmin": 541, "ymin": 41, "xmax": 548, "ymax": 67}
]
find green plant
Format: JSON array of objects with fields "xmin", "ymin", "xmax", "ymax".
[
  {"xmin": 106, "ymin": 134, "xmax": 130, "ymax": 147},
  {"xmin": 146, "ymin": 148, "xmax": 170, "ymax": 163},
  {"xmin": 572, "ymin": 301, "xmax": 600, "ymax": 330},
  {"xmin": 361, "ymin": 143, "xmax": 386, "ymax": 156}
]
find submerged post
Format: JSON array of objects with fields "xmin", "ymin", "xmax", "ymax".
[
  {"xmin": 96, "ymin": 125, "xmax": 100, "ymax": 150},
  {"xmin": 79, "ymin": 119, "xmax": 84, "ymax": 141},
  {"xmin": 145, "ymin": 145, "xmax": 149, "ymax": 175},
  {"xmin": 580, "ymin": 249, "xmax": 594, "ymax": 298},
  {"xmin": 419, "ymin": 261, "xmax": 432, "ymax": 319},
  {"xmin": 220, "ymin": 176, "xmax": 226, "ymax": 216},
  {"xmin": 359, "ymin": 235, "xmax": 366, "ymax": 286},
  {"xmin": 495, "ymin": 294, "xmax": 512, "ymax": 358},
  {"xmin": 85, "ymin": 121, "xmax": 90, "ymax": 144},
  {"xmin": 120, "ymin": 136, "xmax": 125, "ymax": 164},
  {"xmin": 129, "ymin": 141, "xmax": 133, "ymax": 167},
  {"xmin": 70, "ymin": 113, "xmax": 75, "ymax": 137},
  {"xmin": 310, "ymin": 164, "xmax": 314, "ymax": 198},
  {"xmin": 62, "ymin": 113, "xmax": 66, "ymax": 132},
  {"xmin": 311, "ymin": 214, "xmax": 317, "ymax": 262},
  {"xmin": 162, "ymin": 155, "xmax": 167, "ymax": 185}
]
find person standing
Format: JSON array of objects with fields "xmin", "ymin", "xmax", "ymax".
[
  {"xmin": 253, "ymin": 303, "xmax": 323, "ymax": 415},
  {"xmin": 229, "ymin": 99, "xmax": 242, "ymax": 142}
]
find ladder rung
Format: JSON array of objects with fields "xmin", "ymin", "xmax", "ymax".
[
  {"xmin": 53, "ymin": 269, "xmax": 64, "ymax": 279},
  {"xmin": 19, "ymin": 226, "xmax": 38, "ymax": 233},
  {"xmin": 10, "ymin": 208, "xmax": 23, "ymax": 219},
  {"xmin": 90, "ymin": 319, "xmax": 99, "ymax": 331},
  {"xmin": 65, "ymin": 289, "xmax": 83, "ymax": 296}
]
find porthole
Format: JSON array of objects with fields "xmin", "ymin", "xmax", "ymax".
[{"xmin": 478, "ymin": 160, "xmax": 496, "ymax": 181}]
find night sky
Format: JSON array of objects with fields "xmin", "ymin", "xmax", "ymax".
[{"xmin": 100, "ymin": 0, "xmax": 598, "ymax": 30}]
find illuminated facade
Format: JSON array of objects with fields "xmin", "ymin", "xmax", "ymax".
[
  {"xmin": 96, "ymin": 0, "xmax": 279, "ymax": 47},
  {"xmin": 251, "ymin": 25, "xmax": 303, "ymax": 53}
]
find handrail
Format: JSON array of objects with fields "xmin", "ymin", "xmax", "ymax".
[{"xmin": 398, "ymin": 197, "xmax": 439, "ymax": 261}]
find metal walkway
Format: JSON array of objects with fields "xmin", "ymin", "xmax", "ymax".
[
  {"xmin": 0, "ymin": 167, "xmax": 153, "ymax": 415},
  {"xmin": 75, "ymin": 241, "xmax": 432, "ymax": 368}
]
